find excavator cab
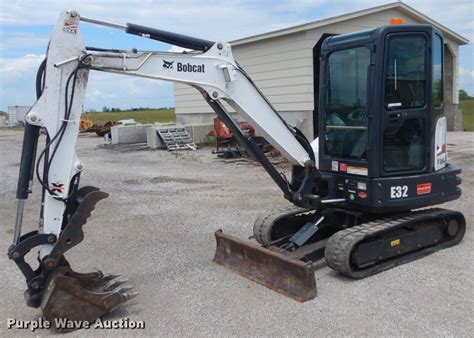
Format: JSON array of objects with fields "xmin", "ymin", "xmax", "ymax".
[
  {"xmin": 317, "ymin": 24, "xmax": 461, "ymax": 213},
  {"xmin": 215, "ymin": 24, "xmax": 464, "ymax": 301}
]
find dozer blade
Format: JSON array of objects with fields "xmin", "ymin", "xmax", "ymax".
[
  {"xmin": 213, "ymin": 230, "xmax": 316, "ymax": 302},
  {"xmin": 41, "ymin": 267, "xmax": 137, "ymax": 328}
]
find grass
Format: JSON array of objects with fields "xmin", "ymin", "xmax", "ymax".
[
  {"xmin": 460, "ymin": 100, "xmax": 474, "ymax": 131},
  {"xmin": 83, "ymin": 108, "xmax": 175, "ymax": 124}
]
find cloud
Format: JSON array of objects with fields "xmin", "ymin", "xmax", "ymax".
[
  {"xmin": 459, "ymin": 66, "xmax": 474, "ymax": 80},
  {"xmin": 168, "ymin": 46, "xmax": 192, "ymax": 53},
  {"xmin": 0, "ymin": 1, "xmax": 305, "ymax": 41},
  {"xmin": 0, "ymin": 1, "xmax": 312, "ymax": 110},
  {"xmin": 84, "ymin": 72, "xmax": 174, "ymax": 111},
  {"xmin": 0, "ymin": 32, "xmax": 49, "ymax": 51},
  {"xmin": 402, "ymin": 0, "xmax": 473, "ymax": 41},
  {"xmin": 1, "ymin": 0, "xmax": 472, "ymax": 109},
  {"xmin": 459, "ymin": 66, "xmax": 474, "ymax": 93},
  {"xmin": 0, "ymin": 54, "xmax": 45, "ymax": 108},
  {"xmin": 0, "ymin": 53, "xmax": 174, "ymax": 110},
  {"xmin": 0, "ymin": 53, "xmax": 44, "ymax": 75},
  {"xmin": 2, "ymin": 1, "xmax": 471, "ymax": 40}
]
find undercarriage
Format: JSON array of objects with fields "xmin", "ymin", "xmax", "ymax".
[{"xmin": 214, "ymin": 206, "xmax": 466, "ymax": 301}]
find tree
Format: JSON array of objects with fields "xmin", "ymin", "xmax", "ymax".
[
  {"xmin": 459, "ymin": 89, "xmax": 472, "ymax": 101},
  {"xmin": 102, "ymin": 106, "xmax": 110, "ymax": 112}
]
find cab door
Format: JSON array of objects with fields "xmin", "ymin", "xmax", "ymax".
[{"xmin": 381, "ymin": 33, "xmax": 430, "ymax": 176}]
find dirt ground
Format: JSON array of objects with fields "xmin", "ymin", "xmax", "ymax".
[{"xmin": 0, "ymin": 130, "xmax": 473, "ymax": 336}]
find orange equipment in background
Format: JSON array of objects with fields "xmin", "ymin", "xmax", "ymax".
[
  {"xmin": 79, "ymin": 116, "xmax": 93, "ymax": 132},
  {"xmin": 208, "ymin": 117, "xmax": 255, "ymax": 150}
]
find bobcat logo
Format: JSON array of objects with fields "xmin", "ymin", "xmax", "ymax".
[
  {"xmin": 163, "ymin": 60, "xmax": 174, "ymax": 69},
  {"xmin": 50, "ymin": 182, "xmax": 64, "ymax": 193}
]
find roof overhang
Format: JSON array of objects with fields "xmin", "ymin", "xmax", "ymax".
[{"xmin": 231, "ymin": 2, "xmax": 469, "ymax": 46}]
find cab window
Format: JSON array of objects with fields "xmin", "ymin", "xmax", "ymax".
[
  {"xmin": 383, "ymin": 35, "xmax": 427, "ymax": 173},
  {"xmin": 324, "ymin": 47, "xmax": 370, "ymax": 160},
  {"xmin": 385, "ymin": 36, "xmax": 426, "ymax": 110},
  {"xmin": 432, "ymin": 34, "xmax": 443, "ymax": 108}
]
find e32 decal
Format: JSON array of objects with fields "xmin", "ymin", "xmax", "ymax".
[{"xmin": 390, "ymin": 185, "xmax": 408, "ymax": 199}]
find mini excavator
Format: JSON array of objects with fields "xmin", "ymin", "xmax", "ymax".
[{"xmin": 9, "ymin": 10, "xmax": 465, "ymax": 325}]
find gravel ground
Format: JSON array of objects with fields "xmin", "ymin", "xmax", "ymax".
[{"xmin": 0, "ymin": 129, "xmax": 473, "ymax": 336}]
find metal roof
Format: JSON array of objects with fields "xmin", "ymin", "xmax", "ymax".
[{"xmin": 231, "ymin": 2, "xmax": 469, "ymax": 46}]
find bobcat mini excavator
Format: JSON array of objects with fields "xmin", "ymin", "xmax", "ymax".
[{"xmin": 9, "ymin": 10, "xmax": 465, "ymax": 324}]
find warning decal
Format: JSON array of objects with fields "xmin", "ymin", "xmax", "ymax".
[
  {"xmin": 347, "ymin": 166, "xmax": 368, "ymax": 176},
  {"xmin": 63, "ymin": 18, "xmax": 79, "ymax": 34}
]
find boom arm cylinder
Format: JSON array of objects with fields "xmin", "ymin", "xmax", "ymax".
[{"xmin": 125, "ymin": 23, "xmax": 215, "ymax": 51}]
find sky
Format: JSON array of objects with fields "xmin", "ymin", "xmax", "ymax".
[{"xmin": 0, "ymin": 0, "xmax": 472, "ymax": 111}]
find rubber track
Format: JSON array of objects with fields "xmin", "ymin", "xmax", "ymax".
[
  {"xmin": 325, "ymin": 208, "xmax": 465, "ymax": 278},
  {"xmin": 253, "ymin": 206, "xmax": 315, "ymax": 245}
]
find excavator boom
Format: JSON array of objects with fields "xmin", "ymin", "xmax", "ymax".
[{"xmin": 9, "ymin": 10, "xmax": 321, "ymax": 326}]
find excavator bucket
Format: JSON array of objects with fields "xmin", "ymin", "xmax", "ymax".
[
  {"xmin": 41, "ymin": 267, "xmax": 137, "ymax": 328},
  {"xmin": 34, "ymin": 187, "xmax": 136, "ymax": 328},
  {"xmin": 213, "ymin": 230, "xmax": 317, "ymax": 302}
]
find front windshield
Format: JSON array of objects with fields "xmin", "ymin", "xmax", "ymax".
[{"xmin": 325, "ymin": 47, "xmax": 370, "ymax": 161}]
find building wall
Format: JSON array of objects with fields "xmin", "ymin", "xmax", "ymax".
[
  {"xmin": 175, "ymin": 8, "xmax": 462, "ymax": 136},
  {"xmin": 175, "ymin": 29, "xmax": 316, "ymax": 136},
  {"xmin": 443, "ymin": 41, "xmax": 463, "ymax": 130},
  {"xmin": 7, "ymin": 106, "xmax": 31, "ymax": 126}
]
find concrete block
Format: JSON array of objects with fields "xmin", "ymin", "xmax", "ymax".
[
  {"xmin": 111, "ymin": 124, "xmax": 152, "ymax": 144},
  {"xmin": 146, "ymin": 127, "xmax": 166, "ymax": 149},
  {"xmin": 185, "ymin": 123, "xmax": 213, "ymax": 144}
]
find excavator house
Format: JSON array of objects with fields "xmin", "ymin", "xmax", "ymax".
[{"xmin": 9, "ymin": 10, "xmax": 465, "ymax": 325}]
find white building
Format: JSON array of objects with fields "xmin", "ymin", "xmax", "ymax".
[
  {"xmin": 0, "ymin": 111, "xmax": 7, "ymax": 127},
  {"xmin": 7, "ymin": 106, "xmax": 31, "ymax": 126},
  {"xmin": 174, "ymin": 2, "xmax": 469, "ymax": 137}
]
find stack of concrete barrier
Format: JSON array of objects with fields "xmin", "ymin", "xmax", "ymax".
[
  {"xmin": 146, "ymin": 126, "xmax": 166, "ymax": 149},
  {"xmin": 110, "ymin": 124, "xmax": 153, "ymax": 144},
  {"xmin": 109, "ymin": 122, "xmax": 213, "ymax": 147},
  {"xmin": 185, "ymin": 123, "xmax": 214, "ymax": 144}
]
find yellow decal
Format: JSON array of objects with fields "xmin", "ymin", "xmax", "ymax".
[{"xmin": 391, "ymin": 239, "xmax": 400, "ymax": 247}]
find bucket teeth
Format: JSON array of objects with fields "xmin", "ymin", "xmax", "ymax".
[
  {"xmin": 123, "ymin": 292, "xmax": 139, "ymax": 300},
  {"xmin": 41, "ymin": 268, "xmax": 136, "ymax": 329},
  {"xmin": 111, "ymin": 285, "xmax": 134, "ymax": 294},
  {"xmin": 102, "ymin": 273, "xmax": 121, "ymax": 282},
  {"xmin": 103, "ymin": 279, "xmax": 128, "ymax": 292}
]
